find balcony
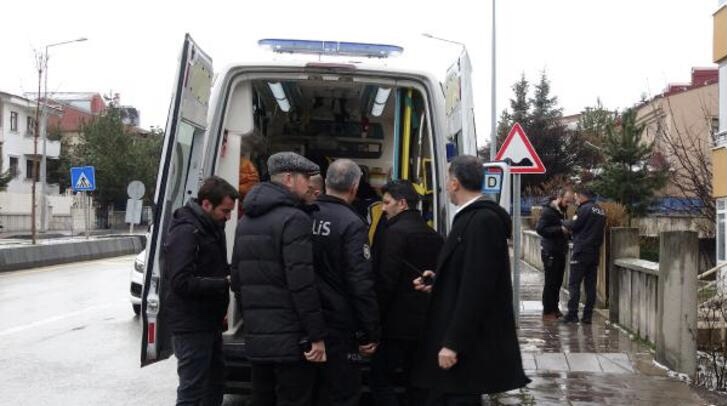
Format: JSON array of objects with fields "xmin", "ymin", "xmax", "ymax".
[{"xmin": 5, "ymin": 135, "xmax": 61, "ymax": 158}]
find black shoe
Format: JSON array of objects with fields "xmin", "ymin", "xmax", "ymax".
[
  {"xmin": 581, "ymin": 318, "xmax": 592, "ymax": 325},
  {"xmin": 560, "ymin": 315, "xmax": 578, "ymax": 324}
]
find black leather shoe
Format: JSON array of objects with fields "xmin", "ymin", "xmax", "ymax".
[
  {"xmin": 581, "ymin": 318, "xmax": 592, "ymax": 325},
  {"xmin": 560, "ymin": 315, "xmax": 578, "ymax": 324}
]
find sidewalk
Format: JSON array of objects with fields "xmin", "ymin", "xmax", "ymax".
[{"xmin": 490, "ymin": 260, "xmax": 711, "ymax": 405}]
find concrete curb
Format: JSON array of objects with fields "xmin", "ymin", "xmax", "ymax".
[{"xmin": 0, "ymin": 236, "xmax": 146, "ymax": 272}]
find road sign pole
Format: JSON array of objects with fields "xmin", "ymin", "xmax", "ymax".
[
  {"xmin": 85, "ymin": 192, "xmax": 90, "ymax": 240},
  {"xmin": 512, "ymin": 174, "xmax": 521, "ymax": 327}
]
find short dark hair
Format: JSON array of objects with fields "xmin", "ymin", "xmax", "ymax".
[
  {"xmin": 573, "ymin": 184, "xmax": 595, "ymax": 199},
  {"xmin": 382, "ymin": 180, "xmax": 420, "ymax": 209},
  {"xmin": 449, "ymin": 155, "xmax": 484, "ymax": 192},
  {"xmin": 198, "ymin": 176, "xmax": 239, "ymax": 207}
]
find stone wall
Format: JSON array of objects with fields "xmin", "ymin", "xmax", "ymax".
[
  {"xmin": 0, "ymin": 235, "xmax": 145, "ymax": 272},
  {"xmin": 610, "ymin": 228, "xmax": 698, "ymax": 376}
]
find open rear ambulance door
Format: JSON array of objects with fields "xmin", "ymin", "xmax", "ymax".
[
  {"xmin": 140, "ymin": 34, "xmax": 213, "ymax": 366},
  {"xmin": 443, "ymin": 49, "xmax": 477, "ymax": 158}
]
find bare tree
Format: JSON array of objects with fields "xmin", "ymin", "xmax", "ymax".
[
  {"xmin": 645, "ymin": 95, "xmax": 716, "ymax": 229},
  {"xmin": 695, "ymin": 292, "xmax": 727, "ymax": 391}
]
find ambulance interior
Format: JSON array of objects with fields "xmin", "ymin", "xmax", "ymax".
[{"xmin": 223, "ymin": 77, "xmax": 438, "ymax": 230}]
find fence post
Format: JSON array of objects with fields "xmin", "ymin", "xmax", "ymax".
[
  {"xmin": 656, "ymin": 231, "xmax": 698, "ymax": 376},
  {"xmin": 609, "ymin": 228, "xmax": 640, "ymax": 323}
]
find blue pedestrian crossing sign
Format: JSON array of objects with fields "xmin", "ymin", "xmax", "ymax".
[{"xmin": 70, "ymin": 166, "xmax": 96, "ymax": 191}]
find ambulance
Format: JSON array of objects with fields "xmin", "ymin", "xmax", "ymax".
[{"xmin": 139, "ymin": 34, "xmax": 510, "ymax": 395}]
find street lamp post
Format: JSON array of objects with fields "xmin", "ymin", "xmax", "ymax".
[
  {"xmin": 491, "ymin": 0, "xmax": 497, "ymax": 161},
  {"xmin": 31, "ymin": 37, "xmax": 87, "ymax": 244}
]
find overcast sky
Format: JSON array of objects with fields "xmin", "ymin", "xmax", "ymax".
[{"xmin": 0, "ymin": 0, "xmax": 718, "ymax": 146}]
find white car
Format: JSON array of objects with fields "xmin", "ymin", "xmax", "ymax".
[{"xmin": 130, "ymin": 250, "xmax": 145, "ymax": 315}]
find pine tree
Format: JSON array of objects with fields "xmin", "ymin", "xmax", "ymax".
[
  {"xmin": 497, "ymin": 74, "xmax": 529, "ymax": 144},
  {"xmin": 575, "ymin": 99, "xmax": 614, "ymax": 173},
  {"xmin": 594, "ymin": 109, "xmax": 667, "ymax": 220},
  {"xmin": 530, "ymin": 71, "xmax": 561, "ymax": 127},
  {"xmin": 0, "ymin": 157, "xmax": 12, "ymax": 191},
  {"xmin": 496, "ymin": 71, "xmax": 595, "ymax": 194}
]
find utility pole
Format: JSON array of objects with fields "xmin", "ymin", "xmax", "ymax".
[
  {"xmin": 31, "ymin": 53, "xmax": 43, "ymax": 244},
  {"xmin": 30, "ymin": 37, "xmax": 87, "ymax": 243}
]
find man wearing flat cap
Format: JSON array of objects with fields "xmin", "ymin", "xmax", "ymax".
[{"xmin": 231, "ymin": 152, "xmax": 327, "ymax": 406}]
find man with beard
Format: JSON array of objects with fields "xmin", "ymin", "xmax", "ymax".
[
  {"xmin": 164, "ymin": 176, "xmax": 239, "ymax": 406},
  {"xmin": 231, "ymin": 152, "xmax": 327, "ymax": 406},
  {"xmin": 536, "ymin": 188, "xmax": 574, "ymax": 320}
]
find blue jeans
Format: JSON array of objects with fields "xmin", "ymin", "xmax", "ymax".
[{"xmin": 172, "ymin": 331, "xmax": 225, "ymax": 406}]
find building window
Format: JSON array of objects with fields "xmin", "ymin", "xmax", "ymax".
[
  {"xmin": 10, "ymin": 111, "xmax": 18, "ymax": 132},
  {"xmin": 25, "ymin": 158, "xmax": 38, "ymax": 181},
  {"xmin": 718, "ymin": 198, "xmax": 727, "ymax": 262},
  {"xmin": 9, "ymin": 156, "xmax": 18, "ymax": 177},
  {"xmin": 26, "ymin": 116, "xmax": 35, "ymax": 136},
  {"xmin": 712, "ymin": 117, "xmax": 720, "ymax": 137}
]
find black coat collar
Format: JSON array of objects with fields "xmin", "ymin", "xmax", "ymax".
[{"xmin": 385, "ymin": 209, "xmax": 421, "ymax": 227}]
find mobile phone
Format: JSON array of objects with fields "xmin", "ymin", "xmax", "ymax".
[{"xmin": 298, "ymin": 338, "xmax": 312, "ymax": 353}]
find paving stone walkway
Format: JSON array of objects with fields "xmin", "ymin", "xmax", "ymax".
[{"xmin": 486, "ymin": 260, "xmax": 710, "ymax": 405}]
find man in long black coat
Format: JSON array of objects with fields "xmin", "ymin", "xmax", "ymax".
[{"xmin": 412, "ymin": 155, "xmax": 530, "ymax": 405}]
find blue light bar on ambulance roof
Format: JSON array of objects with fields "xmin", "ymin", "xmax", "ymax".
[{"xmin": 258, "ymin": 39, "xmax": 403, "ymax": 58}]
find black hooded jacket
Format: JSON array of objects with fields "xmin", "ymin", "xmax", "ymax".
[
  {"xmin": 231, "ymin": 182, "xmax": 326, "ymax": 363},
  {"xmin": 536, "ymin": 200, "xmax": 569, "ymax": 256},
  {"xmin": 163, "ymin": 200, "xmax": 230, "ymax": 334},
  {"xmin": 312, "ymin": 195, "xmax": 380, "ymax": 343},
  {"xmin": 412, "ymin": 199, "xmax": 530, "ymax": 394}
]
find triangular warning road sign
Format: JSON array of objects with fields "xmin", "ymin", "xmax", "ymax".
[
  {"xmin": 495, "ymin": 123, "xmax": 546, "ymax": 174},
  {"xmin": 76, "ymin": 172, "xmax": 91, "ymax": 189}
]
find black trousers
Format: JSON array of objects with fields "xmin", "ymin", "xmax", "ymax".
[
  {"xmin": 172, "ymin": 331, "xmax": 226, "ymax": 406},
  {"xmin": 251, "ymin": 362, "xmax": 317, "ymax": 406},
  {"xmin": 541, "ymin": 251, "xmax": 566, "ymax": 315},
  {"xmin": 370, "ymin": 339, "xmax": 416, "ymax": 406},
  {"xmin": 316, "ymin": 333, "xmax": 362, "ymax": 406},
  {"xmin": 567, "ymin": 255, "xmax": 599, "ymax": 321}
]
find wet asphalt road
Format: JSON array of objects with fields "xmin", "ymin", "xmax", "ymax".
[
  {"xmin": 1, "ymin": 254, "xmax": 717, "ymax": 405},
  {"xmin": 0, "ymin": 255, "xmax": 247, "ymax": 406}
]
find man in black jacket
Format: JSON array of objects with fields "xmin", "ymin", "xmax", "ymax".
[
  {"xmin": 312, "ymin": 159, "xmax": 380, "ymax": 406},
  {"xmin": 231, "ymin": 152, "xmax": 327, "ymax": 406},
  {"xmin": 371, "ymin": 180, "xmax": 443, "ymax": 406},
  {"xmin": 562, "ymin": 185, "xmax": 606, "ymax": 324},
  {"xmin": 535, "ymin": 188, "xmax": 573, "ymax": 320},
  {"xmin": 164, "ymin": 176, "xmax": 239, "ymax": 406},
  {"xmin": 412, "ymin": 155, "xmax": 530, "ymax": 405}
]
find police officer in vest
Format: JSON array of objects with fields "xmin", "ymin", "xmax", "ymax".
[{"xmin": 312, "ymin": 159, "xmax": 381, "ymax": 406}]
